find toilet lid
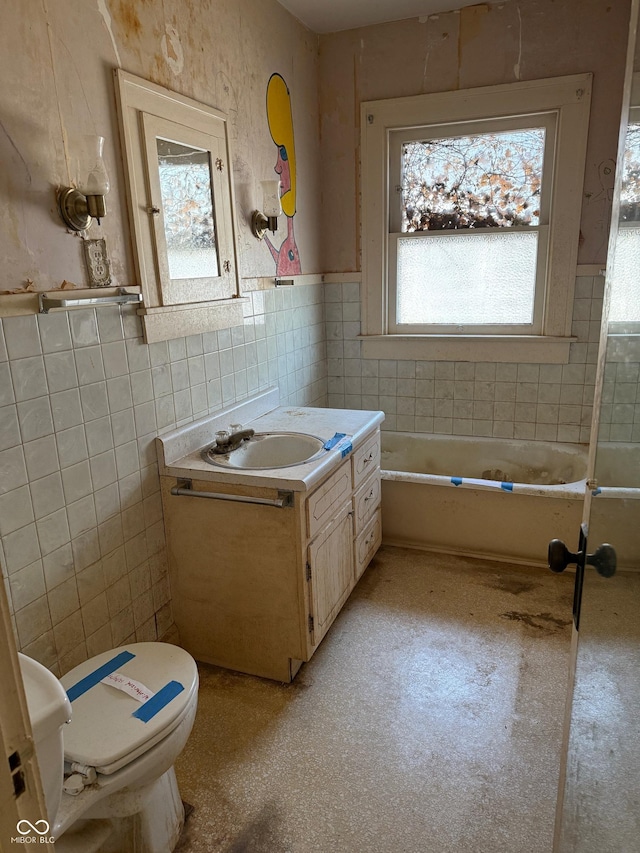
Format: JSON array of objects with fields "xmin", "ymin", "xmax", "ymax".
[{"xmin": 60, "ymin": 643, "xmax": 198, "ymax": 775}]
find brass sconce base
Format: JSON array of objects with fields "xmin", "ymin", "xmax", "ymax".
[
  {"xmin": 58, "ymin": 188, "xmax": 107, "ymax": 232},
  {"xmin": 58, "ymin": 187, "xmax": 92, "ymax": 231},
  {"xmin": 251, "ymin": 210, "xmax": 268, "ymax": 240},
  {"xmin": 251, "ymin": 211, "xmax": 278, "ymax": 240}
]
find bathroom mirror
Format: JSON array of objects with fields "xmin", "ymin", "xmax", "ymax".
[{"xmin": 115, "ymin": 70, "xmax": 245, "ymax": 343}]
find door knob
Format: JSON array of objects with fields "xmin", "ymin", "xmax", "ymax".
[
  {"xmin": 586, "ymin": 543, "xmax": 616, "ymax": 578},
  {"xmin": 548, "ymin": 538, "xmax": 616, "ymax": 578},
  {"xmin": 548, "ymin": 539, "xmax": 576, "ymax": 573}
]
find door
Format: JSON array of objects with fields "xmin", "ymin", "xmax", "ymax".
[
  {"xmin": 0, "ymin": 570, "xmax": 53, "ymax": 850},
  {"xmin": 553, "ymin": 25, "xmax": 640, "ymax": 852}
]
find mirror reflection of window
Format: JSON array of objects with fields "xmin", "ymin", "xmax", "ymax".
[
  {"xmin": 610, "ymin": 116, "xmax": 640, "ymax": 324},
  {"xmin": 156, "ymin": 138, "xmax": 220, "ymax": 281}
]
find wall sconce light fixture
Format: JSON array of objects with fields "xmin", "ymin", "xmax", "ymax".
[
  {"xmin": 58, "ymin": 135, "xmax": 110, "ymax": 231},
  {"xmin": 251, "ymin": 180, "xmax": 282, "ymax": 239}
]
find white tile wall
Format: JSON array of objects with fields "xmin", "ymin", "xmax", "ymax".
[
  {"xmin": 325, "ymin": 276, "xmax": 611, "ymax": 445},
  {"xmin": 0, "ymin": 284, "xmax": 327, "ymax": 675},
  {"xmin": 599, "ymin": 359, "xmax": 640, "ymax": 442}
]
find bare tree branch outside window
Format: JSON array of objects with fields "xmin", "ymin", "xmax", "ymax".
[
  {"xmin": 620, "ymin": 123, "xmax": 640, "ymax": 222},
  {"xmin": 401, "ymin": 128, "xmax": 546, "ymax": 232}
]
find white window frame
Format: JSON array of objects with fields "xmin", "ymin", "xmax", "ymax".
[{"xmin": 360, "ymin": 74, "xmax": 592, "ymax": 363}]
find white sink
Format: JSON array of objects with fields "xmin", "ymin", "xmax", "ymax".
[{"xmin": 202, "ymin": 432, "xmax": 327, "ymax": 470}]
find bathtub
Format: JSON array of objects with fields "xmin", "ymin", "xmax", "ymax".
[{"xmin": 381, "ymin": 432, "xmax": 588, "ymax": 566}]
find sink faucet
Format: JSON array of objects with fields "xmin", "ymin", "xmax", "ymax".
[{"xmin": 210, "ymin": 428, "xmax": 255, "ymax": 455}]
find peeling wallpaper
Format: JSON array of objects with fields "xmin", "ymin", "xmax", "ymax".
[
  {"xmin": 0, "ymin": 0, "xmax": 322, "ymax": 292},
  {"xmin": 318, "ymin": 0, "xmax": 633, "ymax": 272}
]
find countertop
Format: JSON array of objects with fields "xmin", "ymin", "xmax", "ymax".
[{"xmin": 157, "ymin": 393, "xmax": 384, "ymax": 492}]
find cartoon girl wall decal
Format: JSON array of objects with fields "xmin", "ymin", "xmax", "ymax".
[{"xmin": 264, "ymin": 73, "xmax": 302, "ymax": 275}]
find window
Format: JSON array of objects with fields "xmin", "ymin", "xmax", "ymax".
[
  {"xmin": 361, "ymin": 74, "xmax": 592, "ymax": 362},
  {"xmin": 115, "ymin": 71, "xmax": 245, "ymax": 343}
]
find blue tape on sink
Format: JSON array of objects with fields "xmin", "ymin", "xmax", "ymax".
[
  {"xmin": 324, "ymin": 433, "xmax": 353, "ymax": 458},
  {"xmin": 324, "ymin": 433, "xmax": 346, "ymax": 450}
]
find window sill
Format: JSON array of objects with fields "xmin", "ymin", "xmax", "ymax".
[{"xmin": 358, "ymin": 334, "xmax": 576, "ymax": 363}]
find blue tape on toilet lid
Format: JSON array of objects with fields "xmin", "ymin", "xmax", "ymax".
[
  {"xmin": 59, "ymin": 642, "xmax": 198, "ymax": 774},
  {"xmin": 66, "ymin": 650, "xmax": 136, "ymax": 702},
  {"xmin": 133, "ymin": 680, "xmax": 185, "ymax": 723}
]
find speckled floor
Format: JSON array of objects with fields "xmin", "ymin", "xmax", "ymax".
[
  {"xmin": 174, "ymin": 546, "xmax": 574, "ymax": 853},
  {"xmin": 557, "ymin": 569, "xmax": 640, "ymax": 853}
]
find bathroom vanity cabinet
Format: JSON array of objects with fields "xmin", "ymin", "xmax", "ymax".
[{"xmin": 159, "ymin": 427, "xmax": 382, "ymax": 682}]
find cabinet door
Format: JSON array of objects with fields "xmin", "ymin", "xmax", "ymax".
[{"xmin": 308, "ymin": 503, "xmax": 354, "ymax": 645}]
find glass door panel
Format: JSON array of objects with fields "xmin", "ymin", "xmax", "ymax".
[
  {"xmin": 556, "ymin": 495, "xmax": 640, "ymax": 851},
  {"xmin": 554, "ymin": 55, "xmax": 640, "ymax": 853}
]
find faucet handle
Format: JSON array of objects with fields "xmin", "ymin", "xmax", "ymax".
[
  {"xmin": 229, "ymin": 423, "xmax": 243, "ymax": 434},
  {"xmin": 215, "ymin": 430, "xmax": 230, "ymax": 446}
]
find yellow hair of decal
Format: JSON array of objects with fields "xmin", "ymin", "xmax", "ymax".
[{"xmin": 266, "ymin": 73, "xmax": 296, "ymax": 217}]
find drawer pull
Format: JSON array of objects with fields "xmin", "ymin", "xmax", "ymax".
[{"xmin": 363, "ymin": 452, "xmax": 374, "ymax": 465}]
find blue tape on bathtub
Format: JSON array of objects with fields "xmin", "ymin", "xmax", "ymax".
[
  {"xmin": 66, "ymin": 651, "xmax": 135, "ymax": 702},
  {"xmin": 324, "ymin": 433, "xmax": 346, "ymax": 450},
  {"xmin": 501, "ymin": 482, "xmax": 514, "ymax": 492},
  {"xmin": 592, "ymin": 487, "xmax": 602, "ymax": 496},
  {"xmin": 132, "ymin": 680, "xmax": 184, "ymax": 723},
  {"xmin": 451, "ymin": 477, "xmax": 462, "ymax": 486}
]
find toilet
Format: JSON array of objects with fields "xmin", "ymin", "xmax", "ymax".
[{"xmin": 18, "ymin": 642, "xmax": 199, "ymax": 853}]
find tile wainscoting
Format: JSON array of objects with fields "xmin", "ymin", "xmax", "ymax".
[
  {"xmin": 0, "ymin": 284, "xmax": 327, "ymax": 675},
  {"xmin": 324, "ymin": 276, "xmax": 613, "ymax": 444}
]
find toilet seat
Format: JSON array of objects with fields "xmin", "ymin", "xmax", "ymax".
[{"xmin": 60, "ymin": 643, "xmax": 198, "ymax": 775}]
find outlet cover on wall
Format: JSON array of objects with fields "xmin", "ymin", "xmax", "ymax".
[{"xmin": 82, "ymin": 237, "xmax": 112, "ymax": 287}]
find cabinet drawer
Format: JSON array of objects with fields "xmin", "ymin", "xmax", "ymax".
[
  {"xmin": 352, "ymin": 430, "xmax": 380, "ymax": 489},
  {"xmin": 355, "ymin": 508, "xmax": 382, "ymax": 580},
  {"xmin": 307, "ymin": 460, "xmax": 352, "ymax": 539},
  {"xmin": 353, "ymin": 473, "xmax": 381, "ymax": 535}
]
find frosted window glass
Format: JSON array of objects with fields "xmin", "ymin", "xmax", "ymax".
[
  {"xmin": 156, "ymin": 138, "xmax": 219, "ymax": 280},
  {"xmin": 396, "ymin": 231, "xmax": 538, "ymax": 325},
  {"xmin": 609, "ymin": 227, "xmax": 640, "ymax": 322}
]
